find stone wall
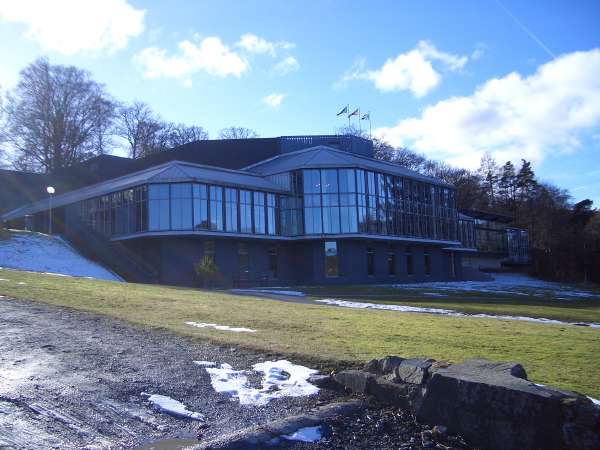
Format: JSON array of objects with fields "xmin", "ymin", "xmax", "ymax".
[{"xmin": 330, "ymin": 356, "xmax": 600, "ymax": 450}]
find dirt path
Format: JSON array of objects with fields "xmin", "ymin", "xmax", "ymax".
[{"xmin": 0, "ymin": 298, "xmax": 337, "ymax": 449}]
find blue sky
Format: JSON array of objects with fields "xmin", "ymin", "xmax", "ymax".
[{"xmin": 1, "ymin": 0, "xmax": 599, "ymax": 205}]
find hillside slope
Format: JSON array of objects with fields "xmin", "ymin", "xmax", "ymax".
[{"xmin": 0, "ymin": 230, "xmax": 121, "ymax": 281}]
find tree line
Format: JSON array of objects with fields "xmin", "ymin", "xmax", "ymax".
[{"xmin": 0, "ymin": 58, "xmax": 258, "ymax": 172}]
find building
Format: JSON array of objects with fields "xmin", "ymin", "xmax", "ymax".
[
  {"xmin": 2, "ymin": 135, "xmax": 476, "ymax": 286},
  {"xmin": 459, "ymin": 209, "xmax": 530, "ymax": 271}
]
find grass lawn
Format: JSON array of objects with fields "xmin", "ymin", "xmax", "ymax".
[
  {"xmin": 300, "ymin": 285, "xmax": 600, "ymax": 323},
  {"xmin": 1, "ymin": 267, "xmax": 599, "ymax": 398}
]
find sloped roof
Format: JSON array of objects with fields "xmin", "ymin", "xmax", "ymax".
[
  {"xmin": 244, "ymin": 145, "xmax": 453, "ymax": 187},
  {"xmin": 2, "ymin": 161, "xmax": 287, "ymax": 221}
]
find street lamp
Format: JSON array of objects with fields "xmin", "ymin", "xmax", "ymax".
[{"xmin": 46, "ymin": 186, "xmax": 55, "ymax": 234}]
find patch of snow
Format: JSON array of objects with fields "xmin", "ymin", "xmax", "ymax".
[
  {"xmin": 0, "ymin": 231, "xmax": 121, "ymax": 281},
  {"xmin": 394, "ymin": 272, "xmax": 600, "ymax": 300},
  {"xmin": 0, "ymin": 278, "xmax": 7, "ymax": 281},
  {"xmin": 204, "ymin": 360, "xmax": 319, "ymax": 406},
  {"xmin": 185, "ymin": 321, "xmax": 256, "ymax": 333},
  {"xmin": 193, "ymin": 360, "xmax": 216, "ymax": 367},
  {"xmin": 282, "ymin": 426, "xmax": 323, "ymax": 442},
  {"xmin": 423, "ymin": 292, "xmax": 447, "ymax": 297},
  {"xmin": 230, "ymin": 288, "xmax": 306, "ymax": 297},
  {"xmin": 588, "ymin": 396, "xmax": 600, "ymax": 406},
  {"xmin": 315, "ymin": 299, "xmax": 600, "ymax": 329},
  {"xmin": 16, "ymin": 282, "xmax": 26, "ymax": 285},
  {"xmin": 141, "ymin": 393, "xmax": 204, "ymax": 421}
]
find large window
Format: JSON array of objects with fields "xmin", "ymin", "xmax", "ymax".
[
  {"xmin": 253, "ymin": 192, "xmax": 266, "ymax": 234},
  {"xmin": 325, "ymin": 241, "xmax": 339, "ymax": 277},
  {"xmin": 170, "ymin": 183, "xmax": 192, "ymax": 230},
  {"xmin": 266, "ymin": 193, "xmax": 277, "ymax": 235},
  {"xmin": 268, "ymin": 246, "xmax": 278, "ymax": 278},
  {"xmin": 193, "ymin": 184, "xmax": 209, "ymax": 230},
  {"xmin": 424, "ymin": 248, "xmax": 432, "ymax": 276},
  {"xmin": 239, "ymin": 190, "xmax": 253, "ymax": 233},
  {"xmin": 303, "ymin": 170, "xmax": 322, "ymax": 234},
  {"xmin": 225, "ymin": 188, "xmax": 238, "ymax": 232},
  {"xmin": 238, "ymin": 243, "xmax": 249, "ymax": 277},
  {"xmin": 209, "ymin": 186, "xmax": 224, "ymax": 231},
  {"xmin": 387, "ymin": 245, "xmax": 396, "ymax": 276},
  {"xmin": 367, "ymin": 247, "xmax": 375, "ymax": 276},
  {"xmin": 149, "ymin": 184, "xmax": 170, "ymax": 231}
]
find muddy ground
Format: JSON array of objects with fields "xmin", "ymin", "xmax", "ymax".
[{"xmin": 0, "ymin": 298, "xmax": 340, "ymax": 449}]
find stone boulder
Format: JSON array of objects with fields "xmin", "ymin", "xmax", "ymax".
[{"xmin": 416, "ymin": 358, "xmax": 599, "ymax": 450}]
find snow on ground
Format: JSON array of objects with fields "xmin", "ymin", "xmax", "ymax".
[
  {"xmin": 202, "ymin": 360, "xmax": 319, "ymax": 406},
  {"xmin": 193, "ymin": 360, "xmax": 216, "ymax": 367},
  {"xmin": 230, "ymin": 288, "xmax": 306, "ymax": 297},
  {"xmin": 589, "ymin": 397, "xmax": 600, "ymax": 406},
  {"xmin": 315, "ymin": 299, "xmax": 600, "ymax": 328},
  {"xmin": 0, "ymin": 230, "xmax": 121, "ymax": 281},
  {"xmin": 396, "ymin": 272, "xmax": 600, "ymax": 299},
  {"xmin": 281, "ymin": 426, "xmax": 323, "ymax": 442},
  {"xmin": 185, "ymin": 322, "xmax": 256, "ymax": 333},
  {"xmin": 140, "ymin": 393, "xmax": 204, "ymax": 421}
]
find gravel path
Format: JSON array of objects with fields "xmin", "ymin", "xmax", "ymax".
[{"xmin": 0, "ymin": 298, "xmax": 337, "ymax": 449}]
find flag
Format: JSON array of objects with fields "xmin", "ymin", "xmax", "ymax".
[
  {"xmin": 336, "ymin": 105, "xmax": 348, "ymax": 116},
  {"xmin": 348, "ymin": 108, "xmax": 359, "ymax": 117},
  {"xmin": 361, "ymin": 113, "xmax": 370, "ymax": 120}
]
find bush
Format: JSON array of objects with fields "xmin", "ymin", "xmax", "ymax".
[{"xmin": 193, "ymin": 256, "xmax": 220, "ymax": 288}]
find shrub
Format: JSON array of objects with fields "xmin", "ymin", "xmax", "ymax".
[{"xmin": 193, "ymin": 255, "xmax": 220, "ymax": 288}]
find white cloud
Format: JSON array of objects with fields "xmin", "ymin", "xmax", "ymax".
[
  {"xmin": 236, "ymin": 33, "xmax": 294, "ymax": 56},
  {"xmin": 0, "ymin": 0, "xmax": 144, "ymax": 55},
  {"xmin": 374, "ymin": 49, "xmax": 600, "ymax": 168},
  {"xmin": 263, "ymin": 93, "xmax": 286, "ymax": 108},
  {"xmin": 337, "ymin": 40, "xmax": 469, "ymax": 97},
  {"xmin": 134, "ymin": 37, "xmax": 249, "ymax": 80},
  {"xmin": 272, "ymin": 56, "xmax": 300, "ymax": 75}
]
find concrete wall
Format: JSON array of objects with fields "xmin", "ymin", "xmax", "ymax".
[{"xmin": 120, "ymin": 236, "xmax": 462, "ymax": 287}]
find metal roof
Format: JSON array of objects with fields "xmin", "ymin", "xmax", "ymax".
[
  {"xmin": 243, "ymin": 145, "xmax": 453, "ymax": 187},
  {"xmin": 1, "ymin": 161, "xmax": 288, "ymax": 221}
]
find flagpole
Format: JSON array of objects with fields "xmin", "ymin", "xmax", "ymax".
[{"xmin": 347, "ymin": 104, "xmax": 350, "ymax": 128}]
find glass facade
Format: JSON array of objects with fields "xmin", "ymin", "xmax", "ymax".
[
  {"xmin": 79, "ymin": 183, "xmax": 280, "ymax": 238},
  {"xmin": 291, "ymin": 169, "xmax": 457, "ymax": 241},
  {"xmin": 76, "ymin": 167, "xmax": 458, "ymax": 243}
]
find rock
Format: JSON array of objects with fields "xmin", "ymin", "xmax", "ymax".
[
  {"xmin": 368, "ymin": 378, "xmax": 417, "ymax": 410},
  {"xmin": 393, "ymin": 358, "xmax": 436, "ymax": 385},
  {"xmin": 308, "ymin": 374, "xmax": 340, "ymax": 390},
  {"xmin": 333, "ymin": 370, "xmax": 376, "ymax": 394},
  {"xmin": 364, "ymin": 355, "xmax": 404, "ymax": 375},
  {"xmin": 416, "ymin": 358, "xmax": 596, "ymax": 450},
  {"xmin": 432, "ymin": 425, "xmax": 447, "ymax": 437},
  {"xmin": 454, "ymin": 358, "xmax": 527, "ymax": 380}
]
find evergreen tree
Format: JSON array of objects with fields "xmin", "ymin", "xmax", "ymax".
[
  {"xmin": 498, "ymin": 161, "xmax": 517, "ymax": 211},
  {"xmin": 516, "ymin": 159, "xmax": 537, "ymax": 200}
]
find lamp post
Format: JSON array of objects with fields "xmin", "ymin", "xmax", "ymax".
[{"xmin": 46, "ymin": 186, "xmax": 55, "ymax": 234}]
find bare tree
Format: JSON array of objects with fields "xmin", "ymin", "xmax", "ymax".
[
  {"xmin": 116, "ymin": 102, "xmax": 209, "ymax": 158},
  {"xmin": 1, "ymin": 58, "xmax": 115, "ymax": 173},
  {"xmin": 115, "ymin": 101, "xmax": 163, "ymax": 159},
  {"xmin": 163, "ymin": 123, "xmax": 208, "ymax": 147},
  {"xmin": 218, "ymin": 127, "xmax": 259, "ymax": 139}
]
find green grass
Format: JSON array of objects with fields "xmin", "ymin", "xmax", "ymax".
[
  {"xmin": 300, "ymin": 285, "xmax": 600, "ymax": 323},
  {"xmin": 1, "ymin": 267, "xmax": 599, "ymax": 398}
]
